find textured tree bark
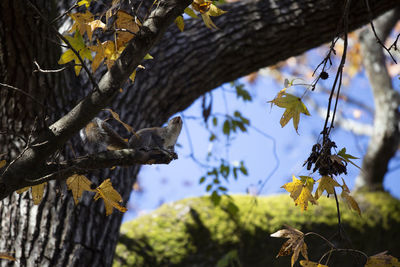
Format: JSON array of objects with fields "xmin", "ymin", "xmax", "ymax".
[
  {"xmin": 355, "ymin": 8, "xmax": 400, "ymax": 191},
  {"xmin": 0, "ymin": 0, "xmax": 398, "ymax": 266}
]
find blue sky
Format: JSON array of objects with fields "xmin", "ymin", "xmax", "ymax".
[{"xmin": 122, "ymin": 62, "xmax": 400, "ymax": 221}]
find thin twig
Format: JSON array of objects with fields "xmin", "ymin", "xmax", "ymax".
[
  {"xmin": 27, "ymin": 1, "xmax": 99, "ymax": 91},
  {"xmin": 33, "ymin": 60, "xmax": 69, "ymax": 73},
  {"xmin": 0, "ymin": 82, "xmax": 46, "ymax": 109},
  {"xmin": 305, "ymin": 232, "xmax": 336, "ymax": 248},
  {"xmin": 50, "ymin": 2, "xmax": 79, "ymax": 25},
  {"xmin": 319, "ymin": 248, "xmax": 368, "ymax": 265},
  {"xmin": 1, "ymin": 118, "xmax": 38, "ymax": 177},
  {"xmin": 364, "ymin": 0, "xmax": 397, "ymax": 63}
]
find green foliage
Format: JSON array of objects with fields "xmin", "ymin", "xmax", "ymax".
[{"xmin": 114, "ymin": 192, "xmax": 400, "ymax": 267}]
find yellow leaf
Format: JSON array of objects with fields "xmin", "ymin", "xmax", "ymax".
[
  {"xmin": 175, "ymin": 16, "xmax": 184, "ymax": 32},
  {"xmin": 143, "ymin": 53, "xmax": 153, "ymax": 60},
  {"xmin": 365, "ymin": 252, "xmax": 400, "ymax": 267},
  {"xmin": 16, "ymin": 186, "xmax": 30, "ymax": 194},
  {"xmin": 115, "ymin": 10, "xmax": 140, "ymax": 48},
  {"xmin": 341, "ymin": 191, "xmax": 361, "ymax": 215},
  {"xmin": 282, "ymin": 175, "xmax": 317, "ymax": 211},
  {"xmin": 31, "ymin": 182, "xmax": 47, "ymax": 205},
  {"xmin": 269, "ymin": 89, "xmax": 310, "ymax": 133},
  {"xmin": 315, "ymin": 176, "xmax": 340, "ymax": 200},
  {"xmin": 208, "ymin": 4, "xmax": 227, "ymax": 16},
  {"xmin": 282, "ymin": 175, "xmax": 303, "ymax": 201},
  {"xmin": 192, "ymin": 0, "xmax": 212, "ymax": 13},
  {"xmin": 341, "ymin": 177, "xmax": 350, "ymax": 193},
  {"xmin": 129, "ymin": 69, "xmax": 136, "ymax": 83},
  {"xmin": 93, "ymin": 179, "xmax": 127, "ymax": 215},
  {"xmin": 77, "ymin": 0, "xmax": 92, "ymax": 8},
  {"xmin": 69, "ymin": 11, "xmax": 94, "ymax": 40},
  {"xmin": 103, "ymin": 108, "xmax": 134, "ymax": 133},
  {"xmin": 295, "ymin": 186, "xmax": 317, "ymax": 211},
  {"xmin": 66, "ymin": 174, "xmax": 93, "ymax": 205},
  {"xmin": 300, "ymin": 260, "xmax": 328, "ymax": 267},
  {"xmin": 271, "ymin": 225, "xmax": 308, "ymax": 267},
  {"xmin": 88, "ymin": 19, "xmax": 106, "ymax": 33},
  {"xmin": 201, "ymin": 13, "xmax": 218, "ymax": 29},
  {"xmin": 0, "ymin": 252, "xmax": 16, "ymax": 261},
  {"xmin": 0, "ymin": 160, "xmax": 6, "ymax": 169},
  {"xmin": 184, "ymin": 7, "xmax": 199, "ymax": 19},
  {"xmin": 58, "ymin": 31, "xmax": 92, "ymax": 76}
]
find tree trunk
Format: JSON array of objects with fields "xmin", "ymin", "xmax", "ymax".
[
  {"xmin": 355, "ymin": 8, "xmax": 400, "ymax": 191},
  {"xmin": 0, "ymin": 0, "xmax": 398, "ymax": 266}
]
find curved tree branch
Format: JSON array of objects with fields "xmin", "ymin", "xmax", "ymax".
[
  {"xmin": 355, "ymin": 8, "xmax": 400, "ymax": 190},
  {"xmin": 0, "ymin": 0, "xmax": 191, "ymax": 199}
]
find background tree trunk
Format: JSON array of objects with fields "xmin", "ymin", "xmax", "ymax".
[
  {"xmin": 0, "ymin": 0, "xmax": 398, "ymax": 266},
  {"xmin": 355, "ymin": 9, "xmax": 400, "ymax": 191}
]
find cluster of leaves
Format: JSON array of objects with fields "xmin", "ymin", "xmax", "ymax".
[
  {"xmin": 58, "ymin": 0, "xmax": 144, "ymax": 81},
  {"xmin": 281, "ymin": 175, "xmax": 360, "ymax": 214},
  {"xmin": 200, "ymin": 159, "xmax": 247, "ymax": 209},
  {"xmin": 16, "ymin": 175, "xmax": 126, "ymax": 216},
  {"xmin": 175, "ymin": 0, "xmax": 227, "ymax": 31},
  {"xmin": 271, "ymin": 225, "xmax": 400, "ymax": 267}
]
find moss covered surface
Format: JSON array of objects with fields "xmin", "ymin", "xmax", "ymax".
[{"xmin": 114, "ymin": 192, "xmax": 400, "ymax": 267}]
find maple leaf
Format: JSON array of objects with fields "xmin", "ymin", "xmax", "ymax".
[
  {"xmin": 341, "ymin": 190, "xmax": 361, "ymax": 215},
  {"xmin": 31, "ymin": 182, "xmax": 47, "ymax": 205},
  {"xmin": 89, "ymin": 40, "xmax": 123, "ymax": 71},
  {"xmin": 93, "ymin": 179, "xmax": 127, "ymax": 215},
  {"xmin": 69, "ymin": 11, "xmax": 95, "ymax": 40},
  {"xmin": 115, "ymin": 10, "xmax": 140, "ymax": 49},
  {"xmin": 282, "ymin": 175, "xmax": 317, "ymax": 211},
  {"xmin": 269, "ymin": 89, "xmax": 310, "ymax": 133},
  {"xmin": 271, "ymin": 225, "xmax": 308, "ymax": 267},
  {"xmin": 66, "ymin": 174, "xmax": 94, "ymax": 205},
  {"xmin": 365, "ymin": 251, "xmax": 400, "ymax": 267},
  {"xmin": 299, "ymin": 260, "xmax": 328, "ymax": 267},
  {"xmin": 104, "ymin": 108, "xmax": 136, "ymax": 134},
  {"xmin": 58, "ymin": 31, "xmax": 92, "ymax": 76},
  {"xmin": 314, "ymin": 176, "xmax": 340, "ymax": 200},
  {"xmin": 337, "ymin": 147, "xmax": 360, "ymax": 169},
  {"xmin": 0, "ymin": 159, "xmax": 6, "ymax": 168}
]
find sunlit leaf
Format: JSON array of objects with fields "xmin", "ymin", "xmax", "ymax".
[
  {"xmin": 66, "ymin": 174, "xmax": 93, "ymax": 205},
  {"xmin": 0, "ymin": 160, "xmax": 6, "ymax": 169},
  {"xmin": 281, "ymin": 175, "xmax": 317, "ymax": 211},
  {"xmin": 184, "ymin": 7, "xmax": 199, "ymax": 19},
  {"xmin": 341, "ymin": 190, "xmax": 361, "ymax": 215},
  {"xmin": 104, "ymin": 108, "xmax": 134, "ymax": 133},
  {"xmin": 337, "ymin": 147, "xmax": 360, "ymax": 169},
  {"xmin": 77, "ymin": 0, "xmax": 92, "ymax": 8},
  {"xmin": 175, "ymin": 16, "xmax": 184, "ymax": 32},
  {"xmin": 315, "ymin": 176, "xmax": 340, "ymax": 200},
  {"xmin": 31, "ymin": 182, "xmax": 47, "ymax": 205},
  {"xmin": 269, "ymin": 89, "xmax": 310, "ymax": 133},
  {"xmin": 93, "ymin": 179, "xmax": 127, "ymax": 215}
]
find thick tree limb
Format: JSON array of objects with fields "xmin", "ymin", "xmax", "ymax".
[
  {"xmin": 355, "ymin": 8, "xmax": 400, "ymax": 190},
  {"xmin": 0, "ymin": 0, "xmax": 191, "ymax": 199},
  {"xmin": 121, "ymin": 0, "xmax": 400, "ymax": 127},
  {"xmin": 22, "ymin": 148, "xmax": 174, "ymax": 187}
]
